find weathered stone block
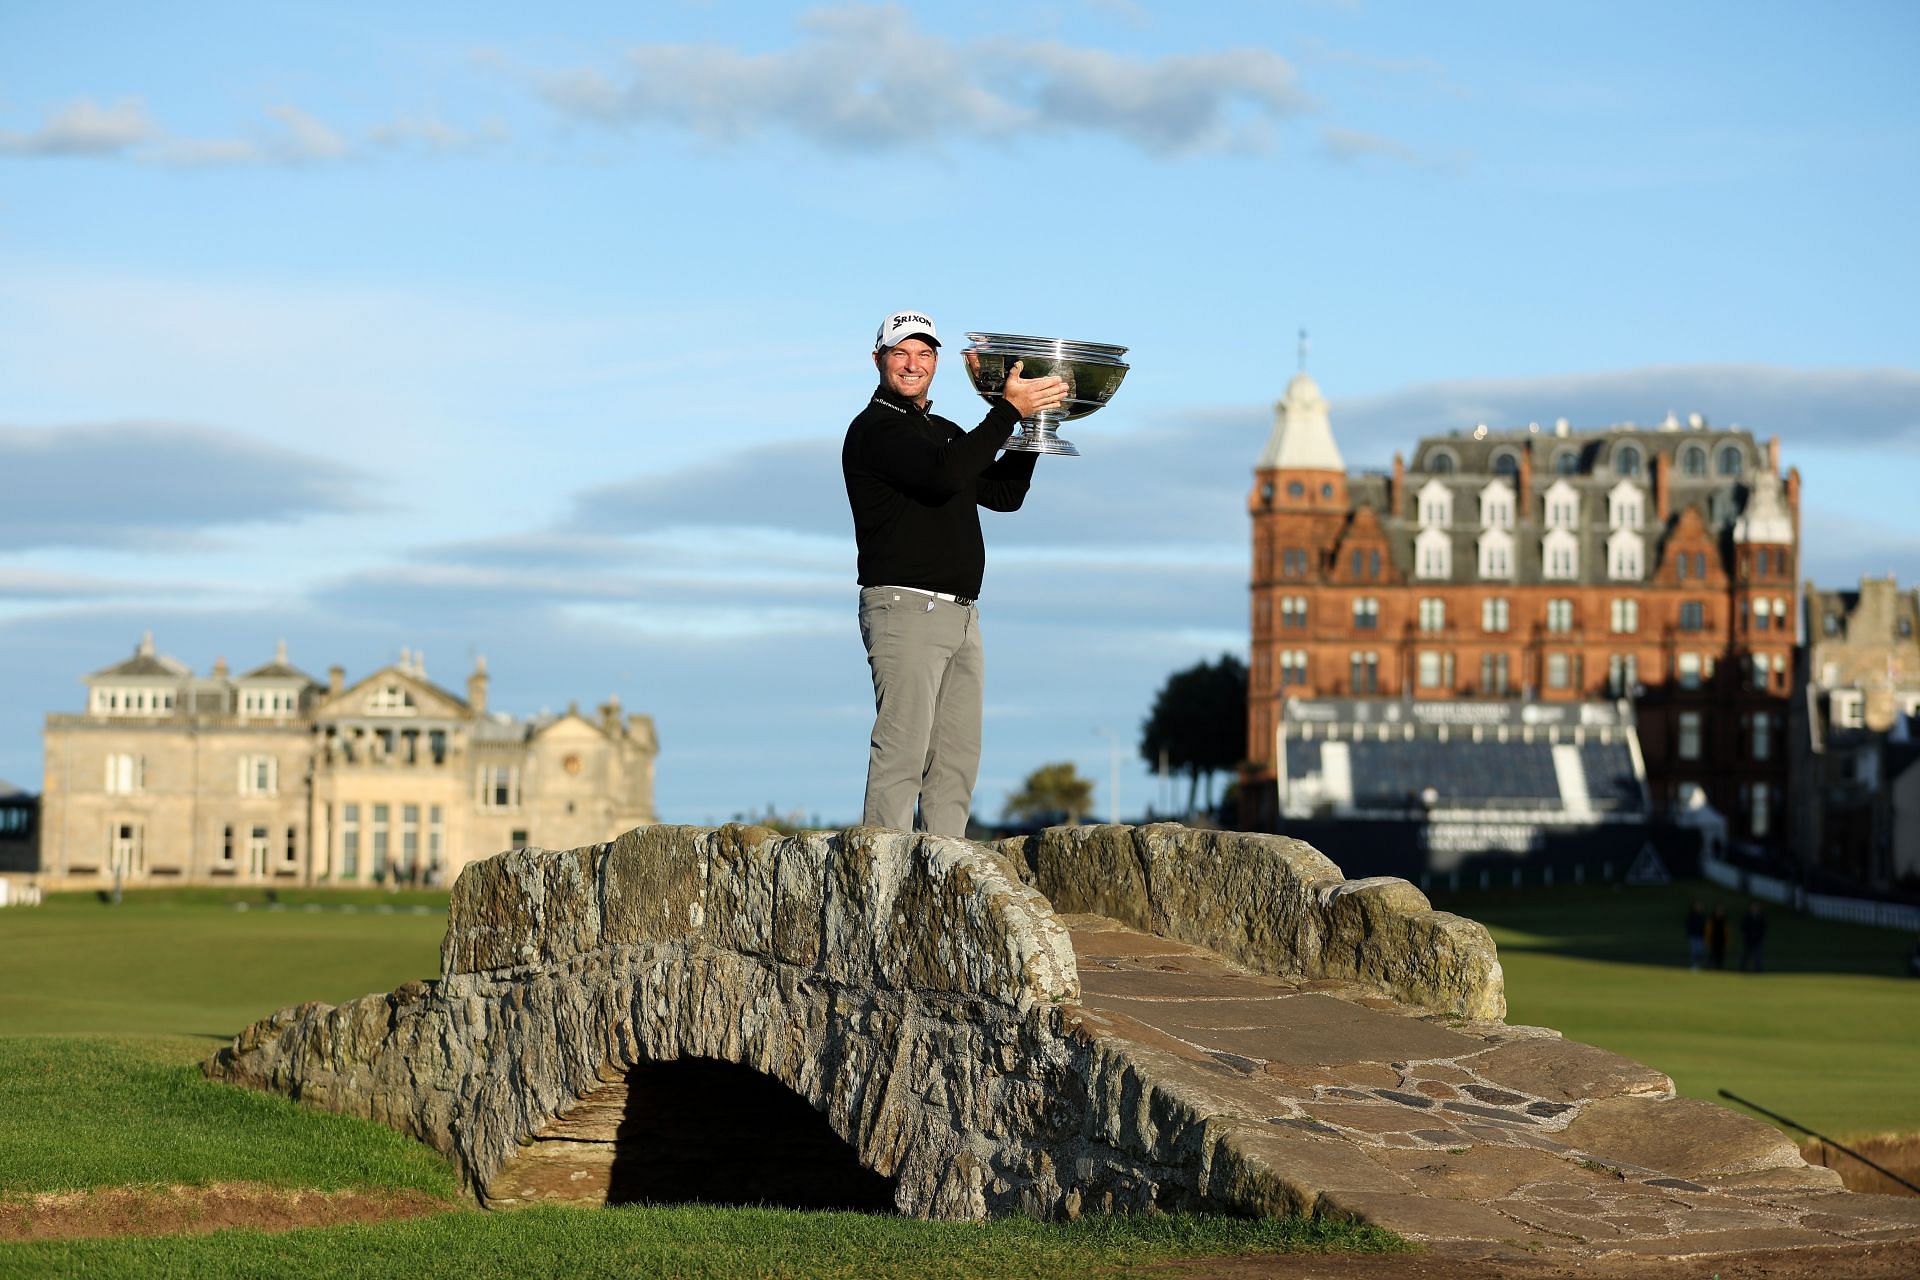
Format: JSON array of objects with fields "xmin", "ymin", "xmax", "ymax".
[{"xmin": 601, "ymin": 824, "xmax": 708, "ymax": 947}]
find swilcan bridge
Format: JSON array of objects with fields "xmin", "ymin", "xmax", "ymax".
[{"xmin": 208, "ymin": 823, "xmax": 1920, "ymax": 1259}]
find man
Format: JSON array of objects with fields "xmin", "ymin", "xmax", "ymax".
[{"xmin": 842, "ymin": 309, "xmax": 1066, "ymax": 836}]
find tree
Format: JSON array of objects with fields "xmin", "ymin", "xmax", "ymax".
[
  {"xmin": 1139, "ymin": 654, "xmax": 1248, "ymax": 817},
  {"xmin": 1003, "ymin": 762, "xmax": 1096, "ymax": 827}
]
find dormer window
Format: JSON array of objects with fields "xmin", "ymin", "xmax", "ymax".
[
  {"xmin": 1543, "ymin": 479, "xmax": 1580, "ymax": 529},
  {"xmin": 1491, "ymin": 450, "xmax": 1520, "ymax": 479},
  {"xmin": 1428, "ymin": 449, "xmax": 1457, "ymax": 475},
  {"xmin": 1542, "ymin": 528, "xmax": 1579, "ymax": 580},
  {"xmin": 1415, "ymin": 527, "xmax": 1451, "ymax": 579},
  {"xmin": 1552, "ymin": 449, "xmax": 1580, "ymax": 475},
  {"xmin": 1614, "ymin": 444, "xmax": 1642, "ymax": 477},
  {"xmin": 1717, "ymin": 444, "xmax": 1743, "ymax": 477},
  {"xmin": 1477, "ymin": 528, "xmax": 1515, "ymax": 580},
  {"xmin": 1608, "ymin": 528, "xmax": 1644, "ymax": 580},
  {"xmin": 1418, "ymin": 479, "xmax": 1453, "ymax": 528},
  {"xmin": 1680, "ymin": 444, "xmax": 1708, "ymax": 476},
  {"xmin": 1608, "ymin": 480, "xmax": 1643, "ymax": 530},
  {"xmin": 1479, "ymin": 479, "xmax": 1515, "ymax": 531}
]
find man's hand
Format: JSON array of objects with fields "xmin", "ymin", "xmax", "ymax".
[{"xmin": 1001, "ymin": 360, "xmax": 1069, "ymax": 419}]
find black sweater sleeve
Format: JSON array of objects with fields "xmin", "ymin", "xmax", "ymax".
[
  {"xmin": 976, "ymin": 448, "xmax": 1037, "ymax": 512},
  {"xmin": 862, "ymin": 400, "xmax": 1022, "ymax": 497}
]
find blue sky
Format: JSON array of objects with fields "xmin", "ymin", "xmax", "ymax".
[{"xmin": 3, "ymin": 1, "xmax": 1916, "ymax": 824}]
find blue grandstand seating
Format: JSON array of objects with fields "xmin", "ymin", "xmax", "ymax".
[{"xmin": 1578, "ymin": 742, "xmax": 1642, "ymax": 810}]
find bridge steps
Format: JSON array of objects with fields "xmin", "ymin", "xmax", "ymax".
[{"xmin": 1062, "ymin": 914, "xmax": 1920, "ymax": 1257}]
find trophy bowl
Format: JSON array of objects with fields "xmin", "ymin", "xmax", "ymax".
[{"xmin": 963, "ymin": 332, "xmax": 1129, "ymax": 456}]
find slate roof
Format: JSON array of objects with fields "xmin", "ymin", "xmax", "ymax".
[
  {"xmin": 88, "ymin": 650, "xmax": 190, "ymax": 680},
  {"xmin": 1346, "ymin": 423, "xmax": 1786, "ymax": 587}
]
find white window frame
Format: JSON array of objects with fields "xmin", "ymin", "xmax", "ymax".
[
  {"xmin": 1607, "ymin": 480, "xmax": 1644, "ymax": 531},
  {"xmin": 1542, "ymin": 527, "xmax": 1579, "ymax": 580},
  {"xmin": 105, "ymin": 753, "xmax": 144, "ymax": 795},
  {"xmin": 1610, "ymin": 598, "xmax": 1640, "ymax": 634},
  {"xmin": 1482, "ymin": 597, "xmax": 1510, "ymax": 633},
  {"xmin": 1415, "ymin": 527, "xmax": 1451, "ymax": 579},
  {"xmin": 1542, "ymin": 479, "xmax": 1580, "ymax": 529},
  {"xmin": 1607, "ymin": 528, "xmax": 1644, "ymax": 580},
  {"xmin": 238, "ymin": 754, "xmax": 279, "ymax": 797},
  {"xmin": 1547, "ymin": 599, "xmax": 1573, "ymax": 633},
  {"xmin": 1477, "ymin": 528, "xmax": 1514, "ymax": 580},
  {"xmin": 367, "ymin": 684, "xmax": 416, "ymax": 716},
  {"xmin": 478, "ymin": 765, "xmax": 521, "ymax": 810},
  {"xmin": 1478, "ymin": 478, "xmax": 1515, "ymax": 531},
  {"xmin": 1418, "ymin": 598, "xmax": 1446, "ymax": 633}
]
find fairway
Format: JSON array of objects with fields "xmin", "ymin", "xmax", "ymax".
[
  {"xmin": 1432, "ymin": 880, "xmax": 1920, "ymax": 1140},
  {"xmin": 0, "ymin": 887, "xmax": 446, "ymax": 1040}
]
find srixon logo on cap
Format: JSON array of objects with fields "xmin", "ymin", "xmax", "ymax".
[{"xmin": 893, "ymin": 314, "xmax": 931, "ymax": 328}]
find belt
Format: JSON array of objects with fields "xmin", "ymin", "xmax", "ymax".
[{"xmin": 880, "ymin": 584, "xmax": 975, "ymax": 607}]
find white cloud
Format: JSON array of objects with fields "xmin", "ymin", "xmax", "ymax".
[
  {"xmin": 0, "ymin": 97, "xmax": 155, "ymax": 156},
  {"xmin": 526, "ymin": 3, "xmax": 1311, "ymax": 156},
  {"xmin": 3, "ymin": 96, "xmax": 505, "ymax": 168},
  {"xmin": 266, "ymin": 105, "xmax": 349, "ymax": 161}
]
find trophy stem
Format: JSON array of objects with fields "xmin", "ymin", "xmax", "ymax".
[{"xmin": 1005, "ymin": 411, "xmax": 1080, "ymax": 456}]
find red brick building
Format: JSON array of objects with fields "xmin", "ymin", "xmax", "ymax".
[{"xmin": 1244, "ymin": 372, "xmax": 1797, "ymax": 845}]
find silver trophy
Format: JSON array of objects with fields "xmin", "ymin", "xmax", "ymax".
[{"xmin": 962, "ymin": 332, "xmax": 1129, "ymax": 456}]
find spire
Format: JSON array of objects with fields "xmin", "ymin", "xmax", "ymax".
[{"xmin": 1257, "ymin": 369, "xmax": 1344, "ymax": 473}]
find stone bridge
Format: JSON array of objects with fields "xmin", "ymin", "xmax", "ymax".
[{"xmin": 207, "ymin": 823, "xmax": 1920, "ymax": 1258}]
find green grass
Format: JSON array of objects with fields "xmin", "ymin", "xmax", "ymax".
[
  {"xmin": 0, "ymin": 888, "xmax": 445, "ymax": 1039},
  {"xmin": 1432, "ymin": 880, "xmax": 1920, "ymax": 1139},
  {"xmin": 0, "ymin": 1037, "xmax": 459, "ymax": 1197},
  {"xmin": 0, "ymin": 1204, "xmax": 1401, "ymax": 1279}
]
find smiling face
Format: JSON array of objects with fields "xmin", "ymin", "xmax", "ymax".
[{"xmin": 875, "ymin": 337, "xmax": 938, "ymax": 407}]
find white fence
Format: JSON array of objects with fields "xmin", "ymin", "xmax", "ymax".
[{"xmin": 1702, "ymin": 849, "xmax": 1920, "ymax": 933}]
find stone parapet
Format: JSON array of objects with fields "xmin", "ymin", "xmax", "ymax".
[
  {"xmin": 440, "ymin": 824, "xmax": 1077, "ymax": 1010},
  {"xmin": 1006, "ymin": 824, "xmax": 1505, "ymax": 1021}
]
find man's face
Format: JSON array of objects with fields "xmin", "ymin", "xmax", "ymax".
[{"xmin": 875, "ymin": 337, "xmax": 937, "ymax": 405}]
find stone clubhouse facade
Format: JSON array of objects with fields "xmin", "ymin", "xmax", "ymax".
[{"xmin": 39, "ymin": 635, "xmax": 658, "ymax": 887}]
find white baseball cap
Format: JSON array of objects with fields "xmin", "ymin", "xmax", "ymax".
[{"xmin": 874, "ymin": 309, "xmax": 940, "ymax": 352}]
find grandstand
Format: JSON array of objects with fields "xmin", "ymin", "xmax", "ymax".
[
  {"xmin": 1278, "ymin": 697, "xmax": 1648, "ymax": 821},
  {"xmin": 1272, "ymin": 698, "xmax": 1655, "ymax": 878}
]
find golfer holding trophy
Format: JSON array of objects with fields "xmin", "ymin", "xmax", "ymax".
[{"xmin": 842, "ymin": 310, "xmax": 1129, "ymax": 835}]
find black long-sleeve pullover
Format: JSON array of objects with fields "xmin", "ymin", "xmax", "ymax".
[{"xmin": 841, "ymin": 385, "xmax": 1037, "ymax": 599}]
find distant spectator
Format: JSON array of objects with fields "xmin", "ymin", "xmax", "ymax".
[
  {"xmin": 1707, "ymin": 906, "xmax": 1729, "ymax": 969},
  {"xmin": 1685, "ymin": 901, "xmax": 1707, "ymax": 971},
  {"xmin": 1739, "ymin": 903, "xmax": 1767, "ymax": 972}
]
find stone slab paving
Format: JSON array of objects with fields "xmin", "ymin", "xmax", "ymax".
[{"xmin": 1062, "ymin": 914, "xmax": 1920, "ymax": 1262}]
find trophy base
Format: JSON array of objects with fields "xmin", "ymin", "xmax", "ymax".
[{"xmin": 1005, "ymin": 421, "xmax": 1080, "ymax": 456}]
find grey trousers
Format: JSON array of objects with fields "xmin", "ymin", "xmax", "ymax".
[{"xmin": 858, "ymin": 586, "xmax": 983, "ymax": 837}]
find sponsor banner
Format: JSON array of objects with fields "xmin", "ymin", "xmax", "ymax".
[{"xmin": 1282, "ymin": 698, "xmax": 1625, "ymax": 730}]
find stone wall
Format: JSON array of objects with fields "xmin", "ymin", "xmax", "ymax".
[{"xmin": 1004, "ymin": 824, "xmax": 1504, "ymax": 1021}]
